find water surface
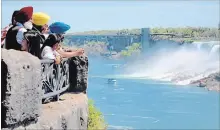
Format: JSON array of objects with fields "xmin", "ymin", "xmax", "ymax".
[{"xmin": 88, "ymin": 59, "xmax": 219, "ymax": 129}]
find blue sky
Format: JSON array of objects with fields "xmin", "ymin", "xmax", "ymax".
[{"xmin": 1, "ymin": 0, "xmax": 219, "ymax": 33}]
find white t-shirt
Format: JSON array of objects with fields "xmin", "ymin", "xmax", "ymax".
[{"xmin": 41, "ymin": 46, "xmax": 60, "ymax": 60}]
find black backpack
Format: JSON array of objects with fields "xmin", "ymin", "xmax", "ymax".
[{"xmin": 24, "ymin": 29, "xmax": 46, "ymax": 59}]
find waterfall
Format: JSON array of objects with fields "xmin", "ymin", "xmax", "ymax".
[
  {"xmin": 209, "ymin": 44, "xmax": 220, "ymax": 57},
  {"xmin": 122, "ymin": 40, "xmax": 220, "ymax": 85}
]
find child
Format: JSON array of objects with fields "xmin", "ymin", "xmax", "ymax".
[{"xmin": 41, "ymin": 34, "xmax": 62, "ymax": 64}]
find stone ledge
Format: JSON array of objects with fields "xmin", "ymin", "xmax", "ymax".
[{"xmin": 4, "ymin": 93, "xmax": 88, "ymax": 130}]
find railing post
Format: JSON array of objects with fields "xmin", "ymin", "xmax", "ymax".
[{"xmin": 56, "ymin": 64, "xmax": 60, "ymax": 101}]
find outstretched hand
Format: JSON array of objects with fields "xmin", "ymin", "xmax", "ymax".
[{"xmin": 76, "ymin": 48, "xmax": 84, "ymax": 56}]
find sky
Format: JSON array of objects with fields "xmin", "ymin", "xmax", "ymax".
[{"xmin": 1, "ymin": 0, "xmax": 220, "ymax": 33}]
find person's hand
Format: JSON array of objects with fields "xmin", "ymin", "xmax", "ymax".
[
  {"xmin": 76, "ymin": 48, "xmax": 84, "ymax": 56},
  {"xmin": 55, "ymin": 55, "xmax": 61, "ymax": 64}
]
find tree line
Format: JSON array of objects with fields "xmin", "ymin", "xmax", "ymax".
[{"xmin": 69, "ymin": 27, "xmax": 220, "ymax": 38}]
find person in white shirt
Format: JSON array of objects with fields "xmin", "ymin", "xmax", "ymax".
[
  {"xmin": 48, "ymin": 22, "xmax": 85, "ymax": 59},
  {"xmin": 41, "ymin": 34, "xmax": 63, "ymax": 64},
  {"xmin": 41, "ymin": 33, "xmax": 84, "ymax": 64}
]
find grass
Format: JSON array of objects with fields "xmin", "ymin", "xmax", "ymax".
[{"xmin": 88, "ymin": 99, "xmax": 107, "ymax": 130}]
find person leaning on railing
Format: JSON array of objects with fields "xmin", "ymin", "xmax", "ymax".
[
  {"xmin": 40, "ymin": 33, "xmax": 63, "ymax": 64},
  {"xmin": 41, "ymin": 34, "xmax": 83, "ymax": 64},
  {"xmin": 41, "ymin": 22, "xmax": 84, "ymax": 64}
]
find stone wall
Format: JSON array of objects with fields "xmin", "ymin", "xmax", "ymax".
[
  {"xmin": 1, "ymin": 49, "xmax": 42, "ymax": 128},
  {"xmin": 2, "ymin": 93, "xmax": 88, "ymax": 130},
  {"xmin": 1, "ymin": 49, "xmax": 89, "ymax": 129}
]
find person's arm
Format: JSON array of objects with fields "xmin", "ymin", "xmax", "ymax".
[
  {"xmin": 57, "ymin": 48, "xmax": 84, "ymax": 58},
  {"xmin": 58, "ymin": 43, "xmax": 78, "ymax": 52},
  {"xmin": 64, "ymin": 48, "xmax": 78, "ymax": 52}
]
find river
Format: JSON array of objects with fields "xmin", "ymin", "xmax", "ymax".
[{"xmin": 87, "ymin": 41, "xmax": 220, "ymax": 129}]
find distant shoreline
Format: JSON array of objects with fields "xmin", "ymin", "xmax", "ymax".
[{"xmin": 64, "ymin": 27, "xmax": 219, "ymax": 58}]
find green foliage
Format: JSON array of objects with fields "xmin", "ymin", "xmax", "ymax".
[
  {"xmin": 121, "ymin": 50, "xmax": 131, "ymax": 56},
  {"xmin": 121, "ymin": 43, "xmax": 141, "ymax": 57},
  {"xmin": 88, "ymin": 99, "xmax": 107, "ymax": 130},
  {"xmin": 150, "ymin": 27, "xmax": 220, "ymax": 38},
  {"xmin": 69, "ymin": 27, "xmax": 219, "ymax": 39},
  {"xmin": 87, "ymin": 41, "xmax": 106, "ymax": 46},
  {"xmin": 70, "ymin": 28, "xmax": 141, "ymax": 35},
  {"xmin": 130, "ymin": 43, "xmax": 141, "ymax": 50}
]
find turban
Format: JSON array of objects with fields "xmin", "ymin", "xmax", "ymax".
[
  {"xmin": 15, "ymin": 6, "xmax": 33, "ymax": 23},
  {"xmin": 49, "ymin": 22, "xmax": 70, "ymax": 34},
  {"xmin": 33, "ymin": 12, "xmax": 50, "ymax": 26}
]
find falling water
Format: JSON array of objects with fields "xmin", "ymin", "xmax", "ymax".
[{"xmin": 123, "ymin": 41, "xmax": 220, "ymax": 85}]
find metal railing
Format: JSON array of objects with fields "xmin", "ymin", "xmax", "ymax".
[{"xmin": 41, "ymin": 58, "xmax": 70, "ymax": 100}]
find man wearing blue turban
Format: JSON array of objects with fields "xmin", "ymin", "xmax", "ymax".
[
  {"xmin": 41, "ymin": 22, "xmax": 84, "ymax": 64},
  {"xmin": 49, "ymin": 22, "xmax": 71, "ymax": 34}
]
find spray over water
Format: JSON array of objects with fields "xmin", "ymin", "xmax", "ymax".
[{"xmin": 123, "ymin": 41, "xmax": 220, "ymax": 85}]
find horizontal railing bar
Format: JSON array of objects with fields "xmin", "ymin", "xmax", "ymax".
[
  {"xmin": 42, "ymin": 85, "xmax": 69, "ymax": 99},
  {"xmin": 41, "ymin": 58, "xmax": 69, "ymax": 64},
  {"xmin": 41, "ymin": 59, "xmax": 54, "ymax": 64}
]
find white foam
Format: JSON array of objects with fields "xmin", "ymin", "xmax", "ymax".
[{"xmin": 123, "ymin": 41, "xmax": 220, "ymax": 85}]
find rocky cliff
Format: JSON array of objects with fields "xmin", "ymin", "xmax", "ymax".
[{"xmin": 190, "ymin": 72, "xmax": 220, "ymax": 91}]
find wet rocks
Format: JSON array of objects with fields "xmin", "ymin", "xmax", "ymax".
[{"xmin": 190, "ymin": 72, "xmax": 220, "ymax": 91}]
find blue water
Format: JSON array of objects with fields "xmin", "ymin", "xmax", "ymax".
[{"xmin": 87, "ymin": 58, "xmax": 220, "ymax": 129}]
